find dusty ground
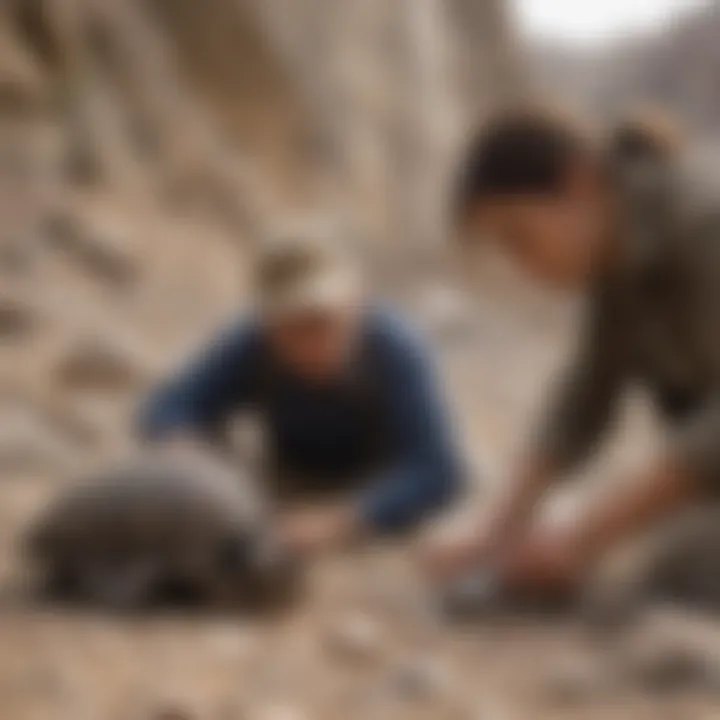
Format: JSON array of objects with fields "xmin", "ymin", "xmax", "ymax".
[
  {"xmin": 6, "ymin": 3, "xmax": 717, "ymax": 715},
  {"xmin": 4, "ymin": 226, "xmax": 719, "ymax": 720}
]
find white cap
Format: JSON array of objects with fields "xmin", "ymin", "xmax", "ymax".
[{"xmin": 254, "ymin": 233, "xmax": 362, "ymax": 320}]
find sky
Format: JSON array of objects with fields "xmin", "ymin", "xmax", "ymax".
[{"xmin": 513, "ymin": 0, "xmax": 712, "ymax": 44}]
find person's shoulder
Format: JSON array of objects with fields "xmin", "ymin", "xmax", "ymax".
[
  {"xmin": 208, "ymin": 314, "xmax": 266, "ymax": 357},
  {"xmin": 672, "ymin": 158, "xmax": 720, "ymax": 259},
  {"xmin": 616, "ymin": 156, "xmax": 720, "ymax": 269},
  {"xmin": 676, "ymin": 156, "xmax": 720, "ymax": 218},
  {"xmin": 614, "ymin": 152, "xmax": 713, "ymax": 221},
  {"xmin": 365, "ymin": 304, "xmax": 431, "ymax": 363}
]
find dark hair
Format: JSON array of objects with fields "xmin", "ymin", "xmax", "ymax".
[
  {"xmin": 454, "ymin": 105, "xmax": 591, "ymax": 218},
  {"xmin": 454, "ymin": 104, "xmax": 681, "ymax": 221}
]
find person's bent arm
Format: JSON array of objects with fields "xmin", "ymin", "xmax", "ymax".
[
  {"xmin": 139, "ymin": 321, "xmax": 260, "ymax": 443},
  {"xmin": 490, "ymin": 284, "xmax": 628, "ymax": 550},
  {"xmin": 572, "ymin": 456, "xmax": 695, "ymax": 569},
  {"xmin": 567, "ymin": 219, "xmax": 720, "ymax": 571},
  {"xmin": 426, "ymin": 285, "xmax": 627, "ymax": 578},
  {"xmin": 554, "ymin": 400, "xmax": 720, "ymax": 577},
  {"xmin": 357, "ymin": 321, "xmax": 464, "ymax": 533}
]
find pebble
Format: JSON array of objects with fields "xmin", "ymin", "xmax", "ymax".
[
  {"xmin": 579, "ymin": 584, "xmax": 643, "ymax": 636},
  {"xmin": 55, "ymin": 335, "xmax": 146, "ymax": 392},
  {"xmin": 203, "ymin": 625, "xmax": 257, "ymax": 663},
  {"xmin": 0, "ymin": 293, "xmax": 37, "ymax": 339},
  {"xmin": 630, "ymin": 644, "xmax": 715, "ymax": 694},
  {"xmin": 325, "ymin": 613, "xmax": 382, "ymax": 663},
  {"xmin": 45, "ymin": 208, "xmax": 138, "ymax": 287},
  {"xmin": 438, "ymin": 568, "xmax": 502, "ymax": 621},
  {"xmin": 541, "ymin": 662, "xmax": 608, "ymax": 707},
  {"xmin": 387, "ymin": 658, "xmax": 450, "ymax": 701}
]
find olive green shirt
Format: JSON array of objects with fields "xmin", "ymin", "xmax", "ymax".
[{"xmin": 537, "ymin": 156, "xmax": 720, "ymax": 493}]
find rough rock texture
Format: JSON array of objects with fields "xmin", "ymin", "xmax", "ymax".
[
  {"xmin": 0, "ymin": 0, "xmax": 521, "ymax": 471},
  {"xmin": 6, "ymin": 3, "xmax": 714, "ymax": 720},
  {"xmin": 26, "ymin": 448, "xmax": 298, "ymax": 611}
]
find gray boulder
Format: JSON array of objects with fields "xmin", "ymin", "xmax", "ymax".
[{"xmin": 26, "ymin": 448, "xmax": 299, "ymax": 611}]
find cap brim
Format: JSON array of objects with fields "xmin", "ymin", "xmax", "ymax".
[{"xmin": 260, "ymin": 269, "xmax": 361, "ymax": 319}]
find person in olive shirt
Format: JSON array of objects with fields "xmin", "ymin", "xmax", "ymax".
[{"xmin": 426, "ymin": 105, "xmax": 720, "ymax": 599}]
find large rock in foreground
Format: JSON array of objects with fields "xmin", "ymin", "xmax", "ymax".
[{"xmin": 26, "ymin": 447, "xmax": 301, "ymax": 612}]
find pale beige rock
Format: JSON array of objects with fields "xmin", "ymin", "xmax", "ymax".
[
  {"xmin": 387, "ymin": 658, "xmax": 452, "ymax": 702},
  {"xmin": 0, "ymin": 292, "xmax": 38, "ymax": 340},
  {"xmin": 45, "ymin": 208, "xmax": 139, "ymax": 288},
  {"xmin": 628, "ymin": 643, "xmax": 716, "ymax": 694},
  {"xmin": 0, "ymin": 404, "xmax": 76, "ymax": 472},
  {"xmin": 324, "ymin": 612, "xmax": 383, "ymax": 664},
  {"xmin": 54, "ymin": 334, "xmax": 148, "ymax": 392},
  {"xmin": 540, "ymin": 657, "xmax": 612, "ymax": 708},
  {"xmin": 0, "ymin": 14, "xmax": 48, "ymax": 115}
]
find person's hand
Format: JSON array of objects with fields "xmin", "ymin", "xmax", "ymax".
[
  {"xmin": 278, "ymin": 505, "xmax": 360, "ymax": 557},
  {"xmin": 500, "ymin": 523, "xmax": 588, "ymax": 598},
  {"xmin": 423, "ymin": 459, "xmax": 556, "ymax": 585},
  {"xmin": 421, "ymin": 526, "xmax": 496, "ymax": 584},
  {"xmin": 422, "ymin": 521, "xmax": 588, "ymax": 602}
]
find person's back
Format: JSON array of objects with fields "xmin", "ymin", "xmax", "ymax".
[
  {"xmin": 546, "ymin": 145, "xmax": 720, "ymax": 481},
  {"xmin": 608, "ymin": 150, "xmax": 720, "ymax": 419}
]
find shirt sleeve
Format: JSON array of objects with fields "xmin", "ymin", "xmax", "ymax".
[
  {"xmin": 139, "ymin": 320, "xmax": 260, "ymax": 441},
  {"xmin": 357, "ymin": 317, "xmax": 464, "ymax": 532},
  {"xmin": 670, "ymin": 400, "xmax": 720, "ymax": 496},
  {"xmin": 667, "ymin": 213, "xmax": 720, "ymax": 496},
  {"xmin": 533, "ymin": 282, "xmax": 628, "ymax": 475}
]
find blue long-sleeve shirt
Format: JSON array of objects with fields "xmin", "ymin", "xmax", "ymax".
[{"xmin": 140, "ymin": 307, "xmax": 463, "ymax": 531}]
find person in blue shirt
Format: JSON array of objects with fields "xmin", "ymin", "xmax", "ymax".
[{"xmin": 140, "ymin": 233, "xmax": 463, "ymax": 556}]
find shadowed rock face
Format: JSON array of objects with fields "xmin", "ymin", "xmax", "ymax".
[{"xmin": 26, "ymin": 449, "xmax": 300, "ymax": 612}]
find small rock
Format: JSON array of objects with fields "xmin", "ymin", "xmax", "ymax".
[
  {"xmin": 0, "ymin": 293, "xmax": 37, "ymax": 339},
  {"xmin": 0, "ymin": 235, "xmax": 37, "ymax": 272},
  {"xmin": 388, "ymin": 658, "xmax": 450, "ymax": 701},
  {"xmin": 643, "ymin": 509, "xmax": 720, "ymax": 612},
  {"xmin": 55, "ymin": 335, "xmax": 148, "ymax": 392},
  {"xmin": 35, "ymin": 394, "xmax": 103, "ymax": 447},
  {"xmin": 45, "ymin": 208, "xmax": 138, "ymax": 287},
  {"xmin": 0, "ymin": 405, "xmax": 75, "ymax": 471},
  {"xmin": 580, "ymin": 551, "xmax": 649, "ymax": 636},
  {"xmin": 325, "ymin": 612, "xmax": 382, "ymax": 663},
  {"xmin": 579, "ymin": 585, "xmax": 643, "ymax": 636},
  {"xmin": 438, "ymin": 567, "xmax": 502, "ymax": 621},
  {"xmin": 0, "ymin": 22, "xmax": 48, "ymax": 116},
  {"xmin": 542, "ymin": 662, "xmax": 608, "ymax": 707},
  {"xmin": 203, "ymin": 625, "xmax": 258, "ymax": 662},
  {"xmin": 630, "ymin": 644, "xmax": 714, "ymax": 694}
]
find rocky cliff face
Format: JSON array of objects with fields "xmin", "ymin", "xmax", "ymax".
[
  {"xmin": 532, "ymin": 3, "xmax": 720, "ymax": 137},
  {"xmin": 0, "ymin": 0, "xmax": 520, "ymax": 475}
]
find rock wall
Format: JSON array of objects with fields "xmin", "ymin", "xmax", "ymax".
[{"xmin": 0, "ymin": 0, "xmax": 521, "ymax": 476}]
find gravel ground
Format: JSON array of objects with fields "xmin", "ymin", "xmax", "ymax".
[{"xmin": 2, "ymin": 291, "xmax": 719, "ymax": 720}]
